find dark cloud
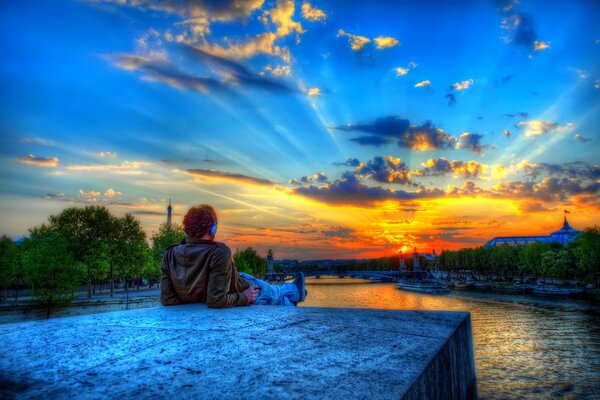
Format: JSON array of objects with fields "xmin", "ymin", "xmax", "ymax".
[
  {"xmin": 289, "ymin": 172, "xmax": 328, "ymax": 185},
  {"xmin": 504, "ymin": 112, "xmax": 528, "ymax": 119},
  {"xmin": 574, "ymin": 134, "xmax": 591, "ymax": 143},
  {"xmin": 181, "ymin": 46, "xmax": 297, "ymax": 94},
  {"xmin": 334, "ymin": 158, "xmax": 361, "ymax": 167},
  {"xmin": 17, "ymin": 154, "xmax": 59, "ymax": 167},
  {"xmin": 445, "ymin": 93, "xmax": 456, "ymax": 106},
  {"xmin": 293, "ymin": 172, "xmax": 425, "ymax": 206},
  {"xmin": 107, "ymin": 48, "xmax": 296, "ymax": 95},
  {"xmin": 356, "ymin": 156, "xmax": 413, "ymax": 185},
  {"xmin": 333, "ymin": 116, "xmax": 455, "ymax": 151},
  {"xmin": 106, "ymin": 54, "xmax": 231, "ymax": 93},
  {"xmin": 493, "ymin": 177, "xmax": 600, "ymax": 202},
  {"xmin": 187, "ymin": 169, "xmax": 275, "ymax": 186},
  {"xmin": 321, "ymin": 227, "xmax": 355, "ymax": 239},
  {"xmin": 350, "ymin": 136, "xmax": 391, "ymax": 146},
  {"xmin": 524, "ymin": 162, "xmax": 600, "ymax": 181},
  {"xmin": 419, "ymin": 158, "xmax": 489, "ymax": 179},
  {"xmin": 456, "ymin": 132, "xmax": 489, "ymax": 154}
]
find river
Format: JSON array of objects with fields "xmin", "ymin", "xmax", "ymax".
[{"xmin": 300, "ymin": 277, "xmax": 600, "ymax": 400}]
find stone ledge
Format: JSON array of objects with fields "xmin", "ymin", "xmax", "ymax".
[{"xmin": 0, "ymin": 305, "xmax": 477, "ymax": 399}]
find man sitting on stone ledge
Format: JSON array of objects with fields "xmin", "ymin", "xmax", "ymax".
[{"xmin": 161, "ymin": 204, "xmax": 307, "ymax": 308}]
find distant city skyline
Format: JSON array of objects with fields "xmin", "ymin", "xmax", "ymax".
[{"xmin": 1, "ymin": 0, "xmax": 599, "ymax": 259}]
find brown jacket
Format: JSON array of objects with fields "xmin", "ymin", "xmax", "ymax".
[{"xmin": 160, "ymin": 237, "xmax": 250, "ymax": 308}]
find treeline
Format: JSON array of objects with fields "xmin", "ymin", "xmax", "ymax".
[
  {"xmin": 0, "ymin": 205, "xmax": 272, "ymax": 317},
  {"xmin": 439, "ymin": 226, "xmax": 600, "ymax": 283}
]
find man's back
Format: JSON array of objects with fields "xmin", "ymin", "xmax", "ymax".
[{"xmin": 160, "ymin": 237, "xmax": 250, "ymax": 308}]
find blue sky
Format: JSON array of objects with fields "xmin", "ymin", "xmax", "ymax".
[{"xmin": 1, "ymin": 0, "xmax": 599, "ymax": 259}]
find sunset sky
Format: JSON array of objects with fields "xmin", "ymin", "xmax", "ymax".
[{"xmin": 1, "ymin": 0, "xmax": 599, "ymax": 259}]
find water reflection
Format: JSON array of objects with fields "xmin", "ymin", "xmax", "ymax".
[{"xmin": 301, "ymin": 278, "xmax": 600, "ymax": 400}]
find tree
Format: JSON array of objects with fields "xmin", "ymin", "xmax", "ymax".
[
  {"xmin": 0, "ymin": 235, "xmax": 17, "ymax": 302},
  {"xmin": 49, "ymin": 206, "xmax": 114, "ymax": 299},
  {"xmin": 110, "ymin": 214, "xmax": 149, "ymax": 293},
  {"xmin": 234, "ymin": 247, "xmax": 266, "ymax": 277},
  {"xmin": 149, "ymin": 223, "xmax": 185, "ymax": 284},
  {"xmin": 572, "ymin": 226, "xmax": 600, "ymax": 284},
  {"xmin": 22, "ymin": 226, "xmax": 86, "ymax": 318}
]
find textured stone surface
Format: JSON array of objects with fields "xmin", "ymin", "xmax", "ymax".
[{"xmin": 0, "ymin": 305, "xmax": 477, "ymax": 399}]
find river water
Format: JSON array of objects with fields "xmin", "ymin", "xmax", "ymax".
[{"xmin": 300, "ymin": 277, "xmax": 600, "ymax": 400}]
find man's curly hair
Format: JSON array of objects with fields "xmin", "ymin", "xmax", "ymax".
[{"xmin": 183, "ymin": 204, "xmax": 218, "ymax": 239}]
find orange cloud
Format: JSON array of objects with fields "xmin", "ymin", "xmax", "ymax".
[{"xmin": 17, "ymin": 154, "xmax": 59, "ymax": 167}]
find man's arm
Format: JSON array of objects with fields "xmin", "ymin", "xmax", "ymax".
[
  {"xmin": 160, "ymin": 249, "xmax": 182, "ymax": 306},
  {"xmin": 206, "ymin": 246, "xmax": 249, "ymax": 308}
]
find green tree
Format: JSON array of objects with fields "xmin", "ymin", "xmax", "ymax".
[
  {"xmin": 22, "ymin": 226, "xmax": 86, "ymax": 318},
  {"xmin": 572, "ymin": 226, "xmax": 600, "ymax": 284},
  {"xmin": 49, "ymin": 206, "xmax": 114, "ymax": 299},
  {"xmin": 110, "ymin": 214, "xmax": 149, "ymax": 293},
  {"xmin": 234, "ymin": 247, "xmax": 266, "ymax": 277},
  {"xmin": 149, "ymin": 223, "xmax": 185, "ymax": 284},
  {"xmin": 0, "ymin": 235, "xmax": 18, "ymax": 302}
]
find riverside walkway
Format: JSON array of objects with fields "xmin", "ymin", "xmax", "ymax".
[{"xmin": 0, "ymin": 305, "xmax": 477, "ymax": 399}]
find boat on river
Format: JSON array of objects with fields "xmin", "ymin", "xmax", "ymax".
[
  {"xmin": 396, "ymin": 280, "xmax": 450, "ymax": 294},
  {"xmin": 453, "ymin": 281, "xmax": 474, "ymax": 291},
  {"xmin": 532, "ymin": 285, "xmax": 585, "ymax": 296}
]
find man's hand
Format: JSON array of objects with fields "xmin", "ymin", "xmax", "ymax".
[{"xmin": 242, "ymin": 285, "xmax": 260, "ymax": 303}]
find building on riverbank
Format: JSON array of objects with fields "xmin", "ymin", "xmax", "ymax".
[{"xmin": 484, "ymin": 216, "xmax": 582, "ymax": 247}]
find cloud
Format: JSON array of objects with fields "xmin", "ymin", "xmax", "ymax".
[
  {"xmin": 334, "ymin": 158, "xmax": 361, "ymax": 167},
  {"xmin": 289, "ymin": 171, "xmax": 327, "ymax": 185},
  {"xmin": 349, "ymin": 136, "xmax": 391, "ymax": 147},
  {"xmin": 534, "ymin": 40, "xmax": 550, "ymax": 51},
  {"xmin": 307, "ymin": 87, "xmax": 321, "ymax": 97},
  {"xmin": 595, "ymin": 79, "xmax": 600, "ymax": 89},
  {"xmin": 292, "ymin": 172, "xmax": 433, "ymax": 206},
  {"xmin": 67, "ymin": 161, "xmax": 151, "ymax": 175},
  {"xmin": 516, "ymin": 120, "xmax": 572, "ymax": 137},
  {"xmin": 106, "ymin": 53, "xmax": 230, "ymax": 93},
  {"xmin": 394, "ymin": 61, "xmax": 417, "ymax": 77},
  {"xmin": 186, "ymin": 168, "xmax": 275, "ymax": 186},
  {"xmin": 420, "ymin": 158, "xmax": 488, "ymax": 179},
  {"xmin": 446, "ymin": 180, "xmax": 486, "ymax": 196},
  {"xmin": 104, "ymin": 188, "xmax": 122, "ymax": 197},
  {"xmin": 17, "ymin": 154, "xmax": 59, "ymax": 167},
  {"xmin": 568, "ymin": 68, "xmax": 590, "ymax": 80},
  {"xmin": 356, "ymin": 156, "xmax": 413, "ymax": 185},
  {"xmin": 261, "ymin": 0, "xmax": 304, "ymax": 38},
  {"xmin": 197, "ymin": 32, "xmax": 291, "ymax": 62},
  {"xmin": 301, "ymin": 2, "xmax": 326, "ymax": 21},
  {"xmin": 263, "ymin": 64, "xmax": 292, "ymax": 77},
  {"xmin": 451, "ymin": 79, "xmax": 474, "ymax": 90},
  {"xmin": 18, "ymin": 137, "xmax": 56, "ymax": 146},
  {"xmin": 182, "ymin": 46, "xmax": 297, "ymax": 93},
  {"xmin": 503, "ymin": 129, "xmax": 511, "ymax": 137},
  {"xmin": 321, "ymin": 226, "xmax": 355, "ymax": 239},
  {"xmin": 79, "ymin": 189, "xmax": 101, "ymax": 202},
  {"xmin": 493, "ymin": 177, "xmax": 600, "ymax": 202},
  {"xmin": 395, "ymin": 67, "xmax": 409, "ymax": 76},
  {"xmin": 456, "ymin": 132, "xmax": 488, "ymax": 154},
  {"xmin": 374, "ymin": 36, "xmax": 399, "ymax": 50},
  {"xmin": 414, "ymin": 80, "xmax": 431, "ymax": 88},
  {"xmin": 337, "ymin": 29, "xmax": 371, "ymax": 51},
  {"xmin": 44, "ymin": 193, "xmax": 65, "ymax": 199},
  {"xmin": 499, "ymin": 11, "xmax": 548, "ymax": 54},
  {"xmin": 445, "ymin": 93, "xmax": 456, "ymax": 106},
  {"xmin": 504, "ymin": 112, "xmax": 528, "ymax": 119},
  {"xmin": 101, "ymin": 0, "xmax": 264, "ymax": 24},
  {"xmin": 333, "ymin": 116, "xmax": 456, "ymax": 151},
  {"xmin": 574, "ymin": 134, "xmax": 591, "ymax": 143},
  {"xmin": 95, "ymin": 151, "xmax": 118, "ymax": 158}
]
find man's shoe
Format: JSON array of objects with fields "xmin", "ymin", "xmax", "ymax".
[{"xmin": 293, "ymin": 272, "xmax": 306, "ymax": 303}]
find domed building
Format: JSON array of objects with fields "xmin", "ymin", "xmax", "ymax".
[{"xmin": 484, "ymin": 217, "xmax": 581, "ymax": 248}]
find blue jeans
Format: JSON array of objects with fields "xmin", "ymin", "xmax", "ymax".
[{"xmin": 239, "ymin": 272, "xmax": 299, "ymax": 306}]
